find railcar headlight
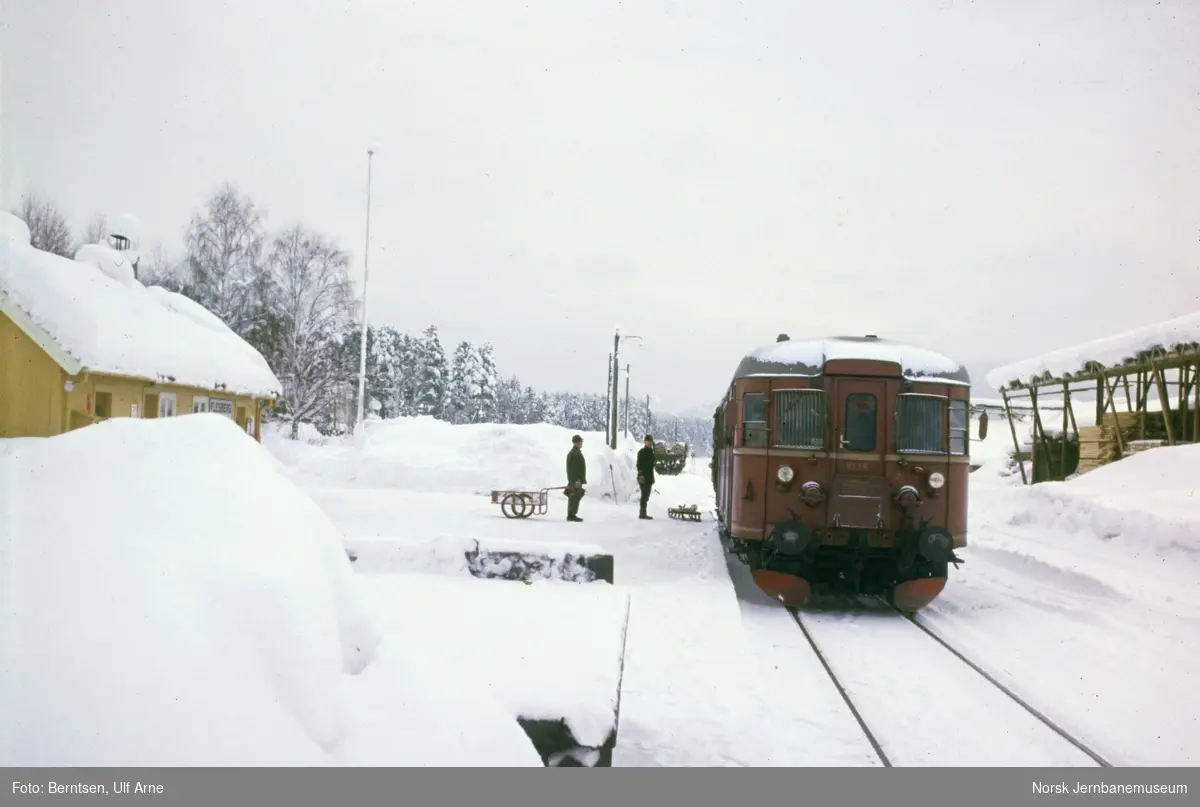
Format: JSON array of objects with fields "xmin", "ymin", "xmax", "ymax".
[
  {"xmin": 928, "ymin": 471, "xmax": 945, "ymax": 489},
  {"xmin": 799, "ymin": 481, "xmax": 824, "ymax": 506},
  {"xmin": 776, "ymin": 464, "xmax": 794, "ymax": 483}
]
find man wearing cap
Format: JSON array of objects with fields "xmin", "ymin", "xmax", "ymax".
[
  {"xmin": 636, "ymin": 434, "xmax": 656, "ymax": 520},
  {"xmin": 565, "ymin": 434, "xmax": 587, "ymax": 522}
]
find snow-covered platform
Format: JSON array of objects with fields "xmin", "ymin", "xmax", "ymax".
[{"xmin": 355, "ymin": 571, "xmax": 631, "ymax": 766}]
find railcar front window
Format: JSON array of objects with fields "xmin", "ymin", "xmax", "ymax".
[
  {"xmin": 949, "ymin": 399, "xmax": 969, "ymax": 455},
  {"xmin": 742, "ymin": 392, "xmax": 767, "ymax": 447},
  {"xmin": 774, "ymin": 390, "xmax": 825, "ymax": 449},
  {"xmin": 897, "ymin": 394, "xmax": 946, "ymax": 453},
  {"xmin": 843, "ymin": 393, "xmax": 877, "ymax": 452}
]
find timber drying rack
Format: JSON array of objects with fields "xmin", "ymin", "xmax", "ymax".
[{"xmin": 989, "ymin": 336, "xmax": 1200, "ymax": 486}]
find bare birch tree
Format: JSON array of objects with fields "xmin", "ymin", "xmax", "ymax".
[
  {"xmin": 265, "ymin": 224, "xmax": 355, "ymax": 439},
  {"xmin": 184, "ymin": 184, "xmax": 268, "ymax": 336},
  {"xmin": 76, "ymin": 213, "xmax": 109, "ymax": 251},
  {"xmin": 12, "ymin": 193, "xmax": 72, "ymax": 257}
]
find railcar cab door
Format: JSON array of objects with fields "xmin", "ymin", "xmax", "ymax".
[{"xmin": 827, "ymin": 367, "xmax": 890, "ymax": 531}]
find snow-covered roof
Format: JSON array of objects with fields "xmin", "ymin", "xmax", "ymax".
[
  {"xmin": 0, "ymin": 212, "xmax": 282, "ymax": 399},
  {"xmin": 986, "ymin": 311, "xmax": 1200, "ymax": 391},
  {"xmin": 732, "ymin": 335, "xmax": 970, "ymax": 386}
]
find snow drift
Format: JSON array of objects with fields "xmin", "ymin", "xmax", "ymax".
[
  {"xmin": 0, "ymin": 415, "xmax": 541, "ymax": 766},
  {"xmin": 964, "ymin": 440, "xmax": 1200, "ymax": 606},
  {"xmin": 265, "ymin": 416, "xmax": 644, "ymax": 503}
]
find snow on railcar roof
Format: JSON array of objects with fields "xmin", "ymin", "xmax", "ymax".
[
  {"xmin": 986, "ymin": 311, "xmax": 1200, "ymax": 390},
  {"xmin": 733, "ymin": 335, "xmax": 970, "ymax": 385}
]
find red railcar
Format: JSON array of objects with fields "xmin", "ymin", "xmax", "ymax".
[{"xmin": 712, "ymin": 334, "xmax": 989, "ymax": 612}]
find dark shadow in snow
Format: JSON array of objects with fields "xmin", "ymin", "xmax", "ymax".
[{"xmin": 721, "ymin": 544, "xmax": 897, "ymax": 616}]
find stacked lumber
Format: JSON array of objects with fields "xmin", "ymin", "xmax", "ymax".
[
  {"xmin": 1125, "ymin": 439, "xmax": 1168, "ymax": 457},
  {"xmin": 1076, "ymin": 412, "xmax": 1143, "ymax": 475}
]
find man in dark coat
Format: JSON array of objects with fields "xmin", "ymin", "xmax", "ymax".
[
  {"xmin": 565, "ymin": 434, "xmax": 587, "ymax": 522},
  {"xmin": 636, "ymin": 434, "xmax": 656, "ymax": 520}
]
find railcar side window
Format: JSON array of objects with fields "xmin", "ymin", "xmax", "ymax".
[
  {"xmin": 741, "ymin": 392, "xmax": 768, "ymax": 447},
  {"xmin": 949, "ymin": 399, "xmax": 969, "ymax": 455},
  {"xmin": 774, "ymin": 390, "xmax": 825, "ymax": 449},
  {"xmin": 843, "ymin": 393, "xmax": 877, "ymax": 452},
  {"xmin": 896, "ymin": 394, "xmax": 946, "ymax": 453}
]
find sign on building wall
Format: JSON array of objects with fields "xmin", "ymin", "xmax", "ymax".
[{"xmin": 131, "ymin": 403, "xmax": 138, "ymax": 418}]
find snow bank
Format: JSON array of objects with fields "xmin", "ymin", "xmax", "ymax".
[
  {"xmin": 0, "ymin": 211, "xmax": 281, "ymax": 398},
  {"xmin": 358, "ymin": 572, "xmax": 630, "ymax": 749},
  {"xmin": 0, "ymin": 415, "xmax": 540, "ymax": 766},
  {"xmin": 986, "ymin": 310, "xmax": 1200, "ymax": 390},
  {"xmin": 975, "ymin": 441, "xmax": 1200, "ymax": 579},
  {"xmin": 264, "ymin": 416, "xmax": 643, "ymax": 503}
]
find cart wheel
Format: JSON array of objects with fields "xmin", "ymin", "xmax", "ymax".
[
  {"xmin": 513, "ymin": 493, "xmax": 535, "ymax": 518},
  {"xmin": 501, "ymin": 493, "xmax": 521, "ymax": 519}
]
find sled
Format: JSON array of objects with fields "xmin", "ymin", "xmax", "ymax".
[
  {"xmin": 489, "ymin": 486, "xmax": 568, "ymax": 519},
  {"xmin": 668, "ymin": 504, "xmax": 702, "ymax": 522}
]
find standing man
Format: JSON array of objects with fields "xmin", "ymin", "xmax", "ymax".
[
  {"xmin": 565, "ymin": 434, "xmax": 587, "ymax": 522},
  {"xmin": 636, "ymin": 434, "xmax": 656, "ymax": 520}
]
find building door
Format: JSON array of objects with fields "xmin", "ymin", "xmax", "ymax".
[{"xmin": 158, "ymin": 392, "xmax": 176, "ymax": 418}]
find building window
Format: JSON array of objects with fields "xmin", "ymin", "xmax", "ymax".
[
  {"xmin": 843, "ymin": 393, "xmax": 877, "ymax": 452},
  {"xmin": 773, "ymin": 389, "xmax": 825, "ymax": 449},
  {"xmin": 158, "ymin": 392, "xmax": 177, "ymax": 418},
  {"xmin": 209, "ymin": 398, "xmax": 234, "ymax": 419},
  {"xmin": 741, "ymin": 392, "xmax": 767, "ymax": 447},
  {"xmin": 192, "ymin": 395, "xmax": 209, "ymax": 414},
  {"xmin": 897, "ymin": 394, "xmax": 946, "ymax": 453},
  {"xmin": 949, "ymin": 399, "xmax": 969, "ymax": 455}
]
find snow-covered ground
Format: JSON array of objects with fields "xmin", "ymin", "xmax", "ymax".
[
  {"xmin": 4, "ymin": 409, "xmax": 1196, "ymax": 766},
  {"xmin": 0, "ymin": 415, "xmax": 542, "ymax": 766}
]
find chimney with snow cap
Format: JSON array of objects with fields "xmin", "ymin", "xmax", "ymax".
[{"xmin": 106, "ymin": 213, "xmax": 143, "ymax": 280}]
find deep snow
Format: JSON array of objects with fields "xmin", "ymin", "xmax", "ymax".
[
  {"xmin": 264, "ymin": 412, "xmax": 1198, "ymax": 766},
  {"xmin": 987, "ymin": 309, "xmax": 1200, "ymax": 390},
  {"xmin": 5, "ymin": 407, "xmax": 1196, "ymax": 766},
  {"xmin": 0, "ymin": 415, "xmax": 541, "ymax": 766}
]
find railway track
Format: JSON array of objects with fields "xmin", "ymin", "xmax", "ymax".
[{"xmin": 789, "ymin": 600, "xmax": 1114, "ymax": 768}]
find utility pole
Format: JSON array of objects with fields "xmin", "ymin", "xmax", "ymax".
[
  {"xmin": 354, "ymin": 146, "xmax": 376, "ymax": 436},
  {"xmin": 646, "ymin": 394, "xmax": 652, "ymax": 437},
  {"xmin": 623, "ymin": 363, "xmax": 631, "ymax": 439},
  {"xmin": 610, "ymin": 330, "xmax": 620, "ymax": 449},
  {"xmin": 605, "ymin": 353, "xmax": 613, "ymax": 444}
]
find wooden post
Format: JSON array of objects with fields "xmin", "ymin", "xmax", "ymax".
[
  {"xmin": 1180, "ymin": 365, "xmax": 1192, "ymax": 442},
  {"xmin": 1138, "ymin": 371, "xmax": 1148, "ymax": 440},
  {"xmin": 1060, "ymin": 381, "xmax": 1070, "ymax": 477},
  {"xmin": 1101, "ymin": 373, "xmax": 1126, "ymax": 459},
  {"xmin": 1151, "ymin": 362, "xmax": 1177, "ymax": 446},
  {"xmin": 1065, "ymin": 384, "xmax": 1080, "ymax": 438},
  {"xmin": 1001, "ymin": 388, "xmax": 1028, "ymax": 486},
  {"xmin": 1121, "ymin": 373, "xmax": 1133, "ymax": 412},
  {"xmin": 1095, "ymin": 378, "xmax": 1103, "ymax": 424},
  {"xmin": 1030, "ymin": 386, "xmax": 1053, "ymax": 482},
  {"xmin": 1193, "ymin": 360, "xmax": 1199, "ymax": 444}
]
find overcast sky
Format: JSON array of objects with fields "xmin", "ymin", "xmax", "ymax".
[{"xmin": 3, "ymin": 0, "xmax": 1198, "ymax": 414}]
